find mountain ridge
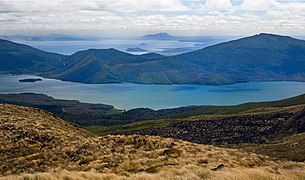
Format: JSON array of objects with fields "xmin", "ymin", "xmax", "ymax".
[
  {"xmin": 0, "ymin": 39, "xmax": 67, "ymax": 74},
  {"xmin": 1, "ymin": 33, "xmax": 305, "ymax": 85}
]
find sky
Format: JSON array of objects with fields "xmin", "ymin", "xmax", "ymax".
[{"xmin": 1, "ymin": 0, "xmax": 305, "ymax": 36}]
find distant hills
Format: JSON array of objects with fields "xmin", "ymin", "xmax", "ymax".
[
  {"xmin": 142, "ymin": 32, "xmax": 177, "ymax": 40},
  {"xmin": 0, "ymin": 34, "xmax": 96, "ymax": 41},
  {"xmin": 1, "ymin": 33, "xmax": 305, "ymax": 84}
]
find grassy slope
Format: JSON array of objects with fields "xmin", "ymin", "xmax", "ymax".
[
  {"xmin": 225, "ymin": 132, "xmax": 305, "ymax": 162},
  {"xmin": 163, "ymin": 92, "xmax": 305, "ymax": 118},
  {"xmin": 1, "ymin": 104, "xmax": 305, "ymax": 180}
]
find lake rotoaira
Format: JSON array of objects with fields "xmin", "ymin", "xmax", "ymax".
[{"xmin": 1, "ymin": 75, "xmax": 305, "ymax": 110}]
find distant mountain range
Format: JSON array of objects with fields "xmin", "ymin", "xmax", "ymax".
[
  {"xmin": 1, "ymin": 33, "xmax": 305, "ymax": 85},
  {"xmin": 0, "ymin": 34, "xmax": 96, "ymax": 41}
]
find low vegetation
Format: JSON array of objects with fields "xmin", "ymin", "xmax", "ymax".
[
  {"xmin": 85, "ymin": 104, "xmax": 305, "ymax": 136},
  {"xmin": 2, "ymin": 104, "xmax": 305, "ymax": 179},
  {"xmin": 0, "ymin": 93, "xmax": 122, "ymax": 126},
  {"xmin": 227, "ymin": 131, "xmax": 305, "ymax": 162}
]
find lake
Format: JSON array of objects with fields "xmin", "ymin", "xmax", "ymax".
[
  {"xmin": 16, "ymin": 37, "xmax": 233, "ymax": 56},
  {"xmin": 1, "ymin": 75, "xmax": 305, "ymax": 110}
]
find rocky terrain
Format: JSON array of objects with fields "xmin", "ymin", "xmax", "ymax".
[
  {"xmin": 122, "ymin": 111, "xmax": 296, "ymax": 144},
  {"xmin": 1, "ymin": 104, "xmax": 305, "ymax": 179},
  {"xmin": 117, "ymin": 105, "xmax": 305, "ymax": 162}
]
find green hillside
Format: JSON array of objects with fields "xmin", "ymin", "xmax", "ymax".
[{"xmin": 0, "ymin": 39, "xmax": 67, "ymax": 74}]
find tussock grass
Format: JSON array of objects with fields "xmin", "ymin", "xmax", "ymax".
[
  {"xmin": 1, "ymin": 104, "xmax": 305, "ymax": 179},
  {"xmin": 3, "ymin": 166, "xmax": 305, "ymax": 180}
]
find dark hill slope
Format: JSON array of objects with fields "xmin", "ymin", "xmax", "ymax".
[
  {"xmin": 50, "ymin": 49, "xmax": 166, "ymax": 83},
  {"xmin": 0, "ymin": 39, "xmax": 67, "ymax": 74},
  {"xmin": 176, "ymin": 33, "xmax": 305, "ymax": 80},
  {"xmin": 0, "ymin": 93, "xmax": 118, "ymax": 126},
  {"xmin": 51, "ymin": 33, "xmax": 305, "ymax": 84},
  {"xmin": 116, "ymin": 33, "xmax": 305, "ymax": 84}
]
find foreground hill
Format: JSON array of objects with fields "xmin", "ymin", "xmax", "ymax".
[
  {"xmin": 0, "ymin": 39, "xmax": 67, "ymax": 74},
  {"xmin": 2, "ymin": 33, "xmax": 305, "ymax": 84},
  {"xmin": 1, "ymin": 104, "xmax": 305, "ymax": 179}
]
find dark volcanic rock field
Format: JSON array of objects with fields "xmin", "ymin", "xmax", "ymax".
[{"xmin": 120, "ymin": 111, "xmax": 300, "ymax": 145}]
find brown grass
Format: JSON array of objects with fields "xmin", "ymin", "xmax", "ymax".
[
  {"xmin": 1, "ymin": 104, "xmax": 305, "ymax": 179},
  {"xmin": 3, "ymin": 166, "xmax": 305, "ymax": 180}
]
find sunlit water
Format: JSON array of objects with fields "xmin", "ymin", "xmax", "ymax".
[{"xmin": 1, "ymin": 75, "xmax": 305, "ymax": 110}]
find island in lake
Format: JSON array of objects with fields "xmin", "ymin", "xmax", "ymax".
[{"xmin": 19, "ymin": 78, "xmax": 42, "ymax": 82}]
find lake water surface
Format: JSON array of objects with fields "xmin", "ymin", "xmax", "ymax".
[{"xmin": 1, "ymin": 75, "xmax": 305, "ymax": 110}]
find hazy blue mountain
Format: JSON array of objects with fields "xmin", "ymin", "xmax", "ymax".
[
  {"xmin": 2, "ymin": 33, "xmax": 305, "ymax": 85},
  {"xmin": 138, "ymin": 53, "xmax": 166, "ymax": 61},
  {"xmin": 142, "ymin": 32, "xmax": 177, "ymax": 40},
  {"xmin": 0, "ymin": 39, "xmax": 67, "ymax": 74},
  {"xmin": 0, "ymin": 34, "xmax": 97, "ymax": 41},
  {"xmin": 28, "ymin": 37, "xmax": 44, "ymax": 41},
  {"xmin": 126, "ymin": 47, "xmax": 148, "ymax": 52}
]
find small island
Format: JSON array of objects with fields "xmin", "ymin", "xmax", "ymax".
[{"xmin": 19, "ymin": 78, "xmax": 42, "ymax": 83}]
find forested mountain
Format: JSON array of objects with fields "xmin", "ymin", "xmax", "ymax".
[
  {"xmin": 2, "ymin": 33, "xmax": 305, "ymax": 85},
  {"xmin": 0, "ymin": 39, "xmax": 67, "ymax": 74}
]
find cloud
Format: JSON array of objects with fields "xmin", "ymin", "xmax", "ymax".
[
  {"xmin": 1, "ymin": 0, "xmax": 305, "ymax": 35},
  {"xmin": 204, "ymin": 0, "xmax": 233, "ymax": 11},
  {"xmin": 240, "ymin": 0, "xmax": 283, "ymax": 11},
  {"xmin": 109, "ymin": 0, "xmax": 188, "ymax": 12},
  {"xmin": 0, "ymin": 0, "xmax": 188, "ymax": 14}
]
